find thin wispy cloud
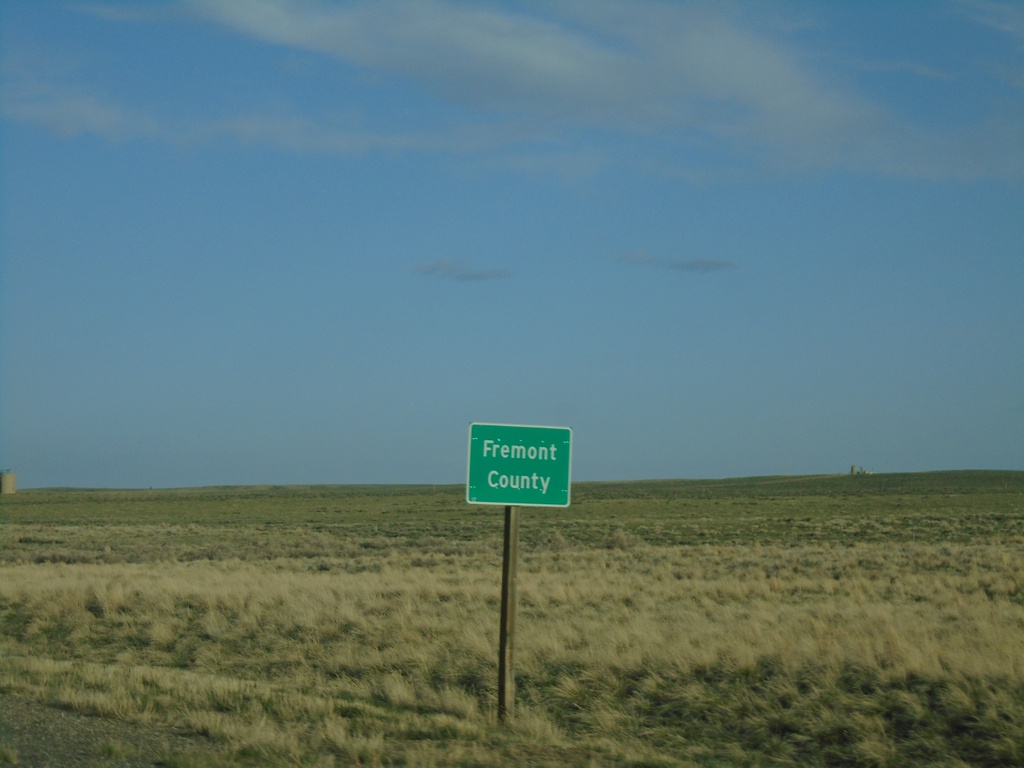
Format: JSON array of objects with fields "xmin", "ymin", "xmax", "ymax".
[
  {"xmin": 184, "ymin": 0, "xmax": 867, "ymax": 143},
  {"xmin": 202, "ymin": 114, "xmax": 446, "ymax": 155},
  {"xmin": 76, "ymin": 4, "xmax": 191, "ymax": 24},
  {"xmin": 618, "ymin": 252, "xmax": 733, "ymax": 273},
  {"xmin": 2, "ymin": 80, "xmax": 161, "ymax": 141},
  {"xmin": 414, "ymin": 260, "xmax": 514, "ymax": 282},
  {"xmin": 186, "ymin": 0, "xmax": 635, "ymax": 122},
  {"xmin": 183, "ymin": 0, "xmax": 1011, "ymax": 179},
  {"xmin": 0, "ymin": 81, "xmax": 545, "ymax": 156},
  {"xmin": 960, "ymin": 0, "xmax": 1024, "ymax": 44},
  {"xmin": 5, "ymin": 0, "xmax": 1023, "ymax": 179},
  {"xmin": 957, "ymin": 0, "xmax": 1024, "ymax": 90}
]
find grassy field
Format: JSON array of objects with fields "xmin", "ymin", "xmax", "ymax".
[{"xmin": 1, "ymin": 471, "xmax": 1022, "ymax": 766}]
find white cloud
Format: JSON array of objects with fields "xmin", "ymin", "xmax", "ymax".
[
  {"xmin": 0, "ymin": 79, "xmax": 545, "ymax": 155},
  {"xmin": 76, "ymin": 4, "xmax": 192, "ymax": 24},
  {"xmin": 186, "ymin": 0, "xmax": 637, "ymax": 121},
  {"xmin": 959, "ymin": 0, "xmax": 1024, "ymax": 45},
  {"xmin": 5, "ymin": 0, "xmax": 1023, "ymax": 179},
  {"xmin": 178, "ymin": 0, "xmax": 907, "ymax": 170},
  {"xmin": 957, "ymin": 0, "xmax": 1024, "ymax": 91},
  {"xmin": 203, "ymin": 114, "xmax": 432, "ymax": 154},
  {"xmin": 1, "ymin": 80, "xmax": 161, "ymax": 140},
  {"xmin": 185, "ymin": 0, "xmax": 859, "ymax": 135}
]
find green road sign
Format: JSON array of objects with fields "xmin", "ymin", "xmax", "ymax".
[{"xmin": 467, "ymin": 423, "xmax": 572, "ymax": 507}]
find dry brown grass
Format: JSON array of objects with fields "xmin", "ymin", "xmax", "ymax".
[{"xmin": 1, "ymin": 474, "xmax": 1022, "ymax": 765}]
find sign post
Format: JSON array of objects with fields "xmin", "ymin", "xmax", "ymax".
[
  {"xmin": 497, "ymin": 504, "xmax": 518, "ymax": 721},
  {"xmin": 467, "ymin": 423, "xmax": 572, "ymax": 722}
]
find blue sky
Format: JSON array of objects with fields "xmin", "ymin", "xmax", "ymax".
[{"xmin": 2, "ymin": 0, "xmax": 1022, "ymax": 488}]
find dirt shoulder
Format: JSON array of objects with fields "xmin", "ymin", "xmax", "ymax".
[{"xmin": 0, "ymin": 694, "xmax": 209, "ymax": 768}]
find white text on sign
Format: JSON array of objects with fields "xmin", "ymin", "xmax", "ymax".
[
  {"xmin": 482, "ymin": 440, "xmax": 558, "ymax": 494},
  {"xmin": 482, "ymin": 440, "xmax": 559, "ymax": 461},
  {"xmin": 488, "ymin": 471, "xmax": 551, "ymax": 494}
]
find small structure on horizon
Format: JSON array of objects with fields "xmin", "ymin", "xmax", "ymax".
[{"xmin": 0, "ymin": 470, "xmax": 15, "ymax": 495}]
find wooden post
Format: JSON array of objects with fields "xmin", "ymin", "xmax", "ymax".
[{"xmin": 498, "ymin": 504, "xmax": 519, "ymax": 722}]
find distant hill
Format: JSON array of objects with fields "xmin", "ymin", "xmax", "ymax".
[{"xmin": 19, "ymin": 470, "xmax": 1024, "ymax": 498}]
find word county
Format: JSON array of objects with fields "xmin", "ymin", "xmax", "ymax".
[{"xmin": 481, "ymin": 439, "xmax": 559, "ymax": 494}]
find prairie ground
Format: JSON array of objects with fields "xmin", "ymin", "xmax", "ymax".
[{"xmin": 1, "ymin": 471, "xmax": 1022, "ymax": 766}]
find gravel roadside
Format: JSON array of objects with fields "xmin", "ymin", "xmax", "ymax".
[{"xmin": 0, "ymin": 694, "xmax": 209, "ymax": 767}]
